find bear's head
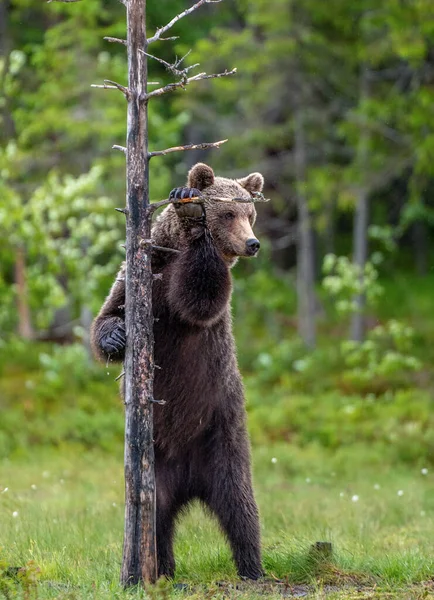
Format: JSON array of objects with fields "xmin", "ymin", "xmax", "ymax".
[{"xmin": 187, "ymin": 162, "xmax": 264, "ymax": 265}]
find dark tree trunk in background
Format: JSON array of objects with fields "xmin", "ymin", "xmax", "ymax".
[
  {"xmin": 350, "ymin": 67, "xmax": 370, "ymax": 343},
  {"xmin": 0, "ymin": 0, "xmax": 16, "ymax": 142},
  {"xmin": 412, "ymin": 220, "xmax": 428, "ymax": 276},
  {"xmin": 294, "ymin": 105, "xmax": 316, "ymax": 349},
  {"xmin": 80, "ymin": 305, "xmax": 93, "ymax": 357},
  {"xmin": 15, "ymin": 246, "xmax": 34, "ymax": 340},
  {"xmin": 120, "ymin": 0, "xmax": 157, "ymax": 586},
  {"xmin": 2, "ymin": 3, "xmax": 33, "ymax": 341},
  {"xmin": 324, "ymin": 199, "xmax": 336, "ymax": 256}
]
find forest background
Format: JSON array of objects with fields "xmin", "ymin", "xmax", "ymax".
[{"xmin": 1, "ymin": 0, "xmax": 434, "ymax": 597}]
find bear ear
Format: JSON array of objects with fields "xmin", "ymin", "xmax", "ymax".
[
  {"xmin": 187, "ymin": 163, "xmax": 215, "ymax": 191},
  {"xmin": 237, "ymin": 172, "xmax": 264, "ymax": 194}
]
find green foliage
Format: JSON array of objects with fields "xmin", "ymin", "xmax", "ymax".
[
  {"xmin": 323, "ymin": 254, "xmax": 382, "ymax": 314},
  {"xmin": 318, "ymin": 254, "xmax": 422, "ymax": 391},
  {"xmin": 0, "ymin": 1, "xmax": 189, "ymax": 338},
  {"xmin": 340, "ymin": 322, "xmax": 421, "ymax": 388},
  {"xmin": 248, "ymin": 387, "xmax": 434, "ymax": 465},
  {"xmin": 0, "ymin": 340, "xmax": 123, "ymax": 458},
  {"xmin": 0, "ymin": 157, "xmax": 124, "ymax": 331}
]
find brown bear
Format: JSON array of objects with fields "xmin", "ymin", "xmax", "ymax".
[{"xmin": 91, "ymin": 162, "xmax": 264, "ymax": 580}]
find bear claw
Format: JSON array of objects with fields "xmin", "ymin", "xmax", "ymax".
[{"xmin": 169, "ymin": 187, "xmax": 202, "ymax": 200}]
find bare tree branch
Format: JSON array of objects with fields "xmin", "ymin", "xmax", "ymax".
[
  {"xmin": 149, "ymin": 139, "xmax": 227, "ymax": 158},
  {"xmin": 104, "ymin": 36, "xmax": 127, "ymax": 46},
  {"xmin": 148, "ymin": 192, "xmax": 269, "ymax": 213},
  {"xmin": 91, "ymin": 80, "xmax": 130, "ymax": 98},
  {"xmin": 148, "ymin": 0, "xmax": 222, "ymax": 44},
  {"xmin": 158, "ymin": 36, "xmax": 179, "ymax": 42},
  {"xmin": 141, "ymin": 50, "xmax": 199, "ymax": 78},
  {"xmin": 113, "ymin": 144, "xmax": 127, "ymax": 153},
  {"xmin": 146, "ymin": 68, "xmax": 237, "ymax": 99}
]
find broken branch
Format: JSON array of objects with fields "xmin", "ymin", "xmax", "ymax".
[
  {"xmin": 140, "ymin": 50, "xmax": 199, "ymax": 78},
  {"xmin": 148, "ymin": 0, "xmax": 222, "ymax": 44},
  {"xmin": 104, "ymin": 36, "xmax": 127, "ymax": 46},
  {"xmin": 113, "ymin": 145, "xmax": 127, "ymax": 153},
  {"xmin": 146, "ymin": 68, "xmax": 237, "ymax": 99},
  {"xmin": 148, "ymin": 192, "xmax": 269, "ymax": 214},
  {"xmin": 149, "ymin": 139, "xmax": 227, "ymax": 158},
  {"xmin": 91, "ymin": 80, "xmax": 130, "ymax": 98},
  {"xmin": 152, "ymin": 245, "xmax": 181, "ymax": 255}
]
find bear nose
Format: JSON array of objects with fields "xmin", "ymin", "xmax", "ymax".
[{"xmin": 246, "ymin": 238, "xmax": 260, "ymax": 255}]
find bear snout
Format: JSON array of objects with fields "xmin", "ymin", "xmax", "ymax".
[{"xmin": 245, "ymin": 238, "xmax": 260, "ymax": 256}]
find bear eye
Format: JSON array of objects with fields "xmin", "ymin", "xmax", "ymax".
[{"xmin": 224, "ymin": 211, "xmax": 235, "ymax": 220}]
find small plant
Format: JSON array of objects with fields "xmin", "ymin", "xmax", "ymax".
[
  {"xmin": 0, "ymin": 555, "xmax": 40, "ymax": 600},
  {"xmin": 321, "ymin": 254, "xmax": 422, "ymax": 392},
  {"xmin": 340, "ymin": 320, "xmax": 422, "ymax": 388},
  {"xmin": 322, "ymin": 253, "xmax": 382, "ymax": 315}
]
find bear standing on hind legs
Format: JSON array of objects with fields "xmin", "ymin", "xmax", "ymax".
[{"xmin": 91, "ymin": 162, "xmax": 264, "ymax": 580}]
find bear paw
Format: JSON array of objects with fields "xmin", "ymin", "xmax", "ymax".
[
  {"xmin": 100, "ymin": 320, "xmax": 126, "ymax": 357},
  {"xmin": 170, "ymin": 187, "xmax": 205, "ymax": 221}
]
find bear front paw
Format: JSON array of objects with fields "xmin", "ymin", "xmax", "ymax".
[
  {"xmin": 100, "ymin": 322, "xmax": 126, "ymax": 358},
  {"xmin": 169, "ymin": 187, "xmax": 202, "ymax": 200},
  {"xmin": 170, "ymin": 187, "xmax": 205, "ymax": 221}
]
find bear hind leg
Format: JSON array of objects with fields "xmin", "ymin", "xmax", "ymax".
[
  {"xmin": 205, "ymin": 473, "xmax": 263, "ymax": 580},
  {"xmin": 156, "ymin": 498, "xmax": 180, "ymax": 579}
]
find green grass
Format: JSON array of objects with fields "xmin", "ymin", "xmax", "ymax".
[
  {"xmin": 1, "ymin": 443, "xmax": 434, "ymax": 599},
  {"xmin": 2, "ymin": 273, "xmax": 434, "ymax": 598}
]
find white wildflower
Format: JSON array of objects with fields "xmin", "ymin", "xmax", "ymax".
[
  {"xmin": 351, "ymin": 495, "xmax": 359, "ymax": 502},
  {"xmin": 421, "ymin": 468, "xmax": 428, "ymax": 476},
  {"xmin": 271, "ymin": 457, "xmax": 277, "ymax": 464}
]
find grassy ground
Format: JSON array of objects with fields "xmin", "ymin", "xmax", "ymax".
[
  {"xmin": 1, "ymin": 443, "xmax": 434, "ymax": 599},
  {"xmin": 2, "ymin": 274, "xmax": 434, "ymax": 598}
]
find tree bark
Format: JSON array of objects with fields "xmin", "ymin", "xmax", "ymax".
[
  {"xmin": 14, "ymin": 246, "xmax": 34, "ymax": 340},
  {"xmin": 294, "ymin": 106, "xmax": 316, "ymax": 349},
  {"xmin": 350, "ymin": 66, "xmax": 370, "ymax": 342},
  {"xmin": 120, "ymin": 0, "xmax": 157, "ymax": 587}
]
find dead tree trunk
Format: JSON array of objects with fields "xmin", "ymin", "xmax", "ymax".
[
  {"xmin": 15, "ymin": 245, "xmax": 34, "ymax": 340},
  {"xmin": 350, "ymin": 66, "xmax": 370, "ymax": 342},
  {"xmin": 294, "ymin": 105, "xmax": 316, "ymax": 349},
  {"xmin": 121, "ymin": 0, "xmax": 157, "ymax": 586}
]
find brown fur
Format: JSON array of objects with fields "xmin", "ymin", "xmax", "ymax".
[{"xmin": 91, "ymin": 163, "xmax": 264, "ymax": 579}]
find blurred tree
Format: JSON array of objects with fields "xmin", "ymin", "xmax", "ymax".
[
  {"xmin": 180, "ymin": 0, "xmax": 434, "ymax": 343},
  {"xmin": 1, "ymin": 0, "xmax": 434, "ymax": 349},
  {"xmin": 0, "ymin": 0, "xmax": 188, "ymax": 340}
]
